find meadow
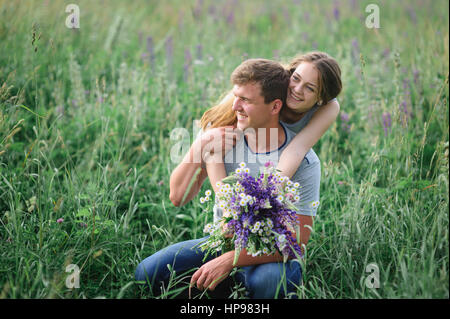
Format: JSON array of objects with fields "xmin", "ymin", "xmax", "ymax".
[{"xmin": 0, "ymin": 0, "xmax": 448, "ymax": 299}]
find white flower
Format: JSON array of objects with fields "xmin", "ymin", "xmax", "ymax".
[
  {"xmin": 203, "ymin": 224, "xmax": 212, "ymax": 233},
  {"xmin": 200, "ymin": 197, "xmax": 205, "ymax": 204},
  {"xmin": 239, "ymin": 162, "xmax": 246, "ymax": 168},
  {"xmin": 294, "ymin": 195, "xmax": 300, "ymax": 202},
  {"xmin": 205, "ymin": 190, "xmax": 211, "ymax": 196},
  {"xmin": 311, "ymin": 200, "xmax": 320, "ymax": 208},
  {"xmin": 244, "ymin": 167, "xmax": 250, "ymax": 173},
  {"xmin": 293, "ymin": 182, "xmax": 300, "ymax": 188},
  {"xmin": 277, "ymin": 195, "xmax": 284, "ymax": 202},
  {"xmin": 235, "ymin": 168, "xmax": 242, "ymax": 173},
  {"xmin": 277, "ymin": 234, "xmax": 286, "ymax": 243}
]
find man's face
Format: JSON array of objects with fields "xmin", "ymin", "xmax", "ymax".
[
  {"xmin": 231, "ymin": 82, "xmax": 272, "ymax": 131},
  {"xmin": 286, "ymin": 62, "xmax": 320, "ymax": 114}
]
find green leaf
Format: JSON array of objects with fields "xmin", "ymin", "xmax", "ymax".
[{"xmin": 76, "ymin": 208, "xmax": 90, "ymax": 217}]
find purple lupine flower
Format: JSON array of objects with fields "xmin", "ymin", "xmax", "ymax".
[
  {"xmin": 351, "ymin": 38, "xmax": 360, "ymax": 62},
  {"xmin": 55, "ymin": 105, "xmax": 64, "ymax": 116},
  {"xmin": 165, "ymin": 36, "xmax": 173, "ymax": 69},
  {"xmin": 303, "ymin": 11, "xmax": 310, "ymax": 23},
  {"xmin": 400, "ymin": 100, "xmax": 409, "ymax": 119},
  {"xmin": 382, "ymin": 112, "xmax": 392, "ymax": 136},
  {"xmin": 146, "ymin": 36, "xmax": 155, "ymax": 72},
  {"xmin": 340, "ymin": 112, "xmax": 350, "ymax": 132},
  {"xmin": 333, "ymin": 1, "xmax": 340, "ymax": 21},
  {"xmin": 196, "ymin": 44, "xmax": 203, "ymax": 60},
  {"xmin": 183, "ymin": 48, "xmax": 192, "ymax": 82},
  {"xmin": 302, "ymin": 32, "xmax": 309, "ymax": 42},
  {"xmin": 226, "ymin": 11, "xmax": 234, "ymax": 25},
  {"xmin": 341, "ymin": 112, "xmax": 349, "ymax": 122},
  {"xmin": 408, "ymin": 8, "xmax": 417, "ymax": 25}
]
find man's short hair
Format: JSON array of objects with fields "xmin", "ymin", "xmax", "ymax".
[{"xmin": 231, "ymin": 58, "xmax": 290, "ymax": 104}]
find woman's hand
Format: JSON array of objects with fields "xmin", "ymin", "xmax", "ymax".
[{"xmin": 201, "ymin": 126, "xmax": 241, "ymax": 164}]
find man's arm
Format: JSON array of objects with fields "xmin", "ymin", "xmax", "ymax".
[{"xmin": 169, "ymin": 137, "xmax": 207, "ymax": 207}]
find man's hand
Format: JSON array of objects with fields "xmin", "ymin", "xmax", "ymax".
[{"xmin": 190, "ymin": 252, "xmax": 234, "ymax": 291}]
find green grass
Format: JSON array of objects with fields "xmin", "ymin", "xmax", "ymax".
[{"xmin": 0, "ymin": 0, "xmax": 448, "ymax": 298}]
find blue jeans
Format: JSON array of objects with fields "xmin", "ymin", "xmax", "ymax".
[{"xmin": 135, "ymin": 236, "xmax": 302, "ymax": 299}]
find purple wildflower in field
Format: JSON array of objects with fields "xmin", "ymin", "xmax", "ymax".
[
  {"xmin": 351, "ymin": 38, "xmax": 360, "ymax": 63},
  {"xmin": 146, "ymin": 36, "xmax": 155, "ymax": 71},
  {"xmin": 57, "ymin": 218, "xmax": 64, "ymax": 224},
  {"xmin": 303, "ymin": 12, "xmax": 310, "ymax": 23},
  {"xmin": 302, "ymin": 32, "xmax": 309, "ymax": 42},
  {"xmin": 340, "ymin": 112, "xmax": 350, "ymax": 132},
  {"xmin": 196, "ymin": 44, "xmax": 203, "ymax": 60},
  {"xmin": 382, "ymin": 112, "xmax": 392, "ymax": 136},
  {"xmin": 226, "ymin": 11, "xmax": 235, "ymax": 25},
  {"xmin": 165, "ymin": 36, "xmax": 173, "ymax": 70},
  {"xmin": 333, "ymin": 2, "xmax": 340, "ymax": 21},
  {"xmin": 55, "ymin": 105, "xmax": 64, "ymax": 116},
  {"xmin": 408, "ymin": 7, "xmax": 417, "ymax": 25},
  {"xmin": 200, "ymin": 162, "xmax": 304, "ymax": 262},
  {"xmin": 184, "ymin": 48, "xmax": 192, "ymax": 82}
]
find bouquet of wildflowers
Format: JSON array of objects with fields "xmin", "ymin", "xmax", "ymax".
[{"xmin": 199, "ymin": 161, "xmax": 310, "ymax": 265}]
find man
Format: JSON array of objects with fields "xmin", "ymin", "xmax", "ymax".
[{"xmin": 135, "ymin": 59, "xmax": 320, "ymax": 298}]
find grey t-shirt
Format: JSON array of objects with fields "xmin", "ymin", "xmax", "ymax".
[{"xmin": 213, "ymin": 122, "xmax": 320, "ymax": 223}]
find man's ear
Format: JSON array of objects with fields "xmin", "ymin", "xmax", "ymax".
[{"xmin": 271, "ymin": 99, "xmax": 283, "ymax": 115}]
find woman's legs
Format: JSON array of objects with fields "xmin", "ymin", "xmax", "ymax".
[{"xmin": 234, "ymin": 260, "xmax": 302, "ymax": 299}]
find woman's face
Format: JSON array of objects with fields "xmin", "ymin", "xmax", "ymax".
[{"xmin": 286, "ymin": 62, "xmax": 321, "ymax": 114}]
